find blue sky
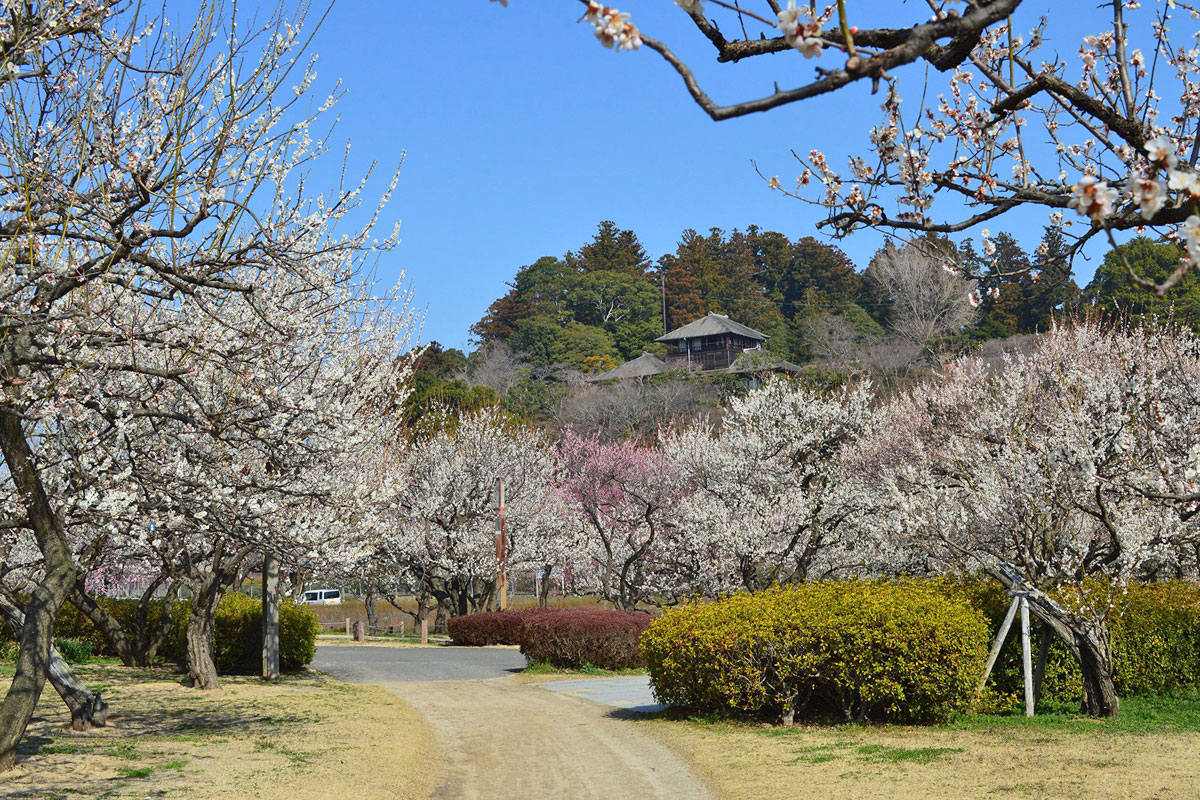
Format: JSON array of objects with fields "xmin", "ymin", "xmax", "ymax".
[{"xmin": 254, "ymin": 1, "xmax": 1094, "ymax": 350}]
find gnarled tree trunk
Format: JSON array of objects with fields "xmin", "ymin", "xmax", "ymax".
[
  {"xmin": 538, "ymin": 564, "xmax": 552, "ymax": 608},
  {"xmin": 70, "ymin": 580, "xmax": 134, "ymax": 666},
  {"xmin": 0, "ymin": 411, "xmax": 78, "ymax": 770},
  {"xmin": 0, "ymin": 594, "xmax": 107, "ymax": 731},
  {"xmin": 72, "ymin": 575, "xmax": 179, "ymax": 668},
  {"xmin": 362, "ymin": 580, "xmax": 378, "ymax": 633},
  {"xmin": 185, "ymin": 573, "xmax": 226, "ymax": 690},
  {"xmin": 992, "ymin": 564, "xmax": 1119, "ymax": 717}
]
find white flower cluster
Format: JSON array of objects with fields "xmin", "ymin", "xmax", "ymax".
[
  {"xmin": 583, "ymin": 1, "xmax": 641, "ymax": 51},
  {"xmin": 777, "ymin": 1, "xmax": 826, "ymax": 58},
  {"xmin": 1067, "ymin": 175, "xmax": 1118, "ymax": 221}
]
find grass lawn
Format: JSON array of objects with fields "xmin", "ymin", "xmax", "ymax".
[
  {"xmin": 0, "ymin": 662, "xmax": 439, "ymax": 799},
  {"xmin": 637, "ymin": 692, "xmax": 1200, "ymax": 800}
]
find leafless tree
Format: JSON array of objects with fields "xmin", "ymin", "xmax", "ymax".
[
  {"xmin": 865, "ymin": 242, "xmax": 978, "ymax": 346},
  {"xmin": 463, "ymin": 342, "xmax": 529, "ymax": 400},
  {"xmin": 801, "ymin": 312, "xmax": 881, "ymax": 365}
]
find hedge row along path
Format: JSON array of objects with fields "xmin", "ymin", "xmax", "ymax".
[{"xmin": 312, "ymin": 645, "xmax": 710, "ymax": 800}]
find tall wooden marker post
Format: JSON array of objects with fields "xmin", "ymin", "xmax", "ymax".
[
  {"xmin": 262, "ymin": 551, "xmax": 280, "ymax": 681},
  {"xmin": 494, "ymin": 478, "xmax": 508, "ymax": 612}
]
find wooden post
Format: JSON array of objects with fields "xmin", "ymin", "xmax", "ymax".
[
  {"xmin": 420, "ymin": 618, "xmax": 428, "ymax": 645},
  {"xmin": 1020, "ymin": 596, "xmax": 1035, "ymax": 717},
  {"xmin": 978, "ymin": 595, "xmax": 1021, "ymax": 693},
  {"xmin": 261, "ymin": 551, "xmax": 280, "ymax": 681},
  {"xmin": 494, "ymin": 478, "xmax": 507, "ymax": 612},
  {"xmin": 345, "ymin": 618, "xmax": 351, "ymax": 636}
]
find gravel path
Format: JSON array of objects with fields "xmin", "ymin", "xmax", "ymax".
[{"xmin": 314, "ymin": 645, "xmax": 710, "ymax": 800}]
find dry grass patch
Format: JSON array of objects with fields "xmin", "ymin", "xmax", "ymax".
[
  {"xmin": 637, "ymin": 700, "xmax": 1200, "ymax": 800},
  {"xmin": 0, "ymin": 664, "xmax": 439, "ymax": 800}
]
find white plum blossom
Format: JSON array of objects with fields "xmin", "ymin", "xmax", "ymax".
[
  {"xmin": 1068, "ymin": 176, "xmax": 1118, "ymax": 221},
  {"xmin": 1144, "ymin": 134, "xmax": 1178, "ymax": 169},
  {"xmin": 1181, "ymin": 215, "xmax": 1200, "ymax": 262},
  {"xmin": 1127, "ymin": 174, "xmax": 1167, "ymax": 220},
  {"xmin": 777, "ymin": 1, "xmax": 824, "ymax": 58},
  {"xmin": 583, "ymin": 1, "xmax": 641, "ymax": 50},
  {"xmin": 663, "ymin": 377, "xmax": 875, "ymax": 596}
]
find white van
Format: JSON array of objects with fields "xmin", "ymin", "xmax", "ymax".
[{"xmin": 299, "ymin": 588, "xmax": 343, "ymax": 605}]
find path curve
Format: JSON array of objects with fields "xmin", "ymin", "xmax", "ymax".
[{"xmin": 315, "ymin": 645, "xmax": 710, "ymax": 800}]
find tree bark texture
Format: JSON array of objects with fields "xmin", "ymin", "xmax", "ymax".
[
  {"xmin": 538, "ymin": 565, "xmax": 552, "ymax": 608},
  {"xmin": 362, "ymin": 579, "xmax": 377, "ymax": 633},
  {"xmin": 991, "ymin": 565, "xmax": 1120, "ymax": 717},
  {"xmin": 0, "ymin": 410, "xmax": 78, "ymax": 770},
  {"xmin": 186, "ymin": 574, "xmax": 225, "ymax": 690},
  {"xmin": 0, "ymin": 594, "xmax": 107, "ymax": 731},
  {"xmin": 70, "ymin": 581, "xmax": 134, "ymax": 666}
]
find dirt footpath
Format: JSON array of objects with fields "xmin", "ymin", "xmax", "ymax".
[{"xmin": 381, "ymin": 677, "xmax": 711, "ymax": 800}]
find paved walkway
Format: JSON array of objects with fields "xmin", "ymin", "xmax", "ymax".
[
  {"xmin": 312, "ymin": 644, "xmax": 525, "ymax": 681},
  {"xmin": 534, "ymin": 676, "xmax": 665, "ymax": 713},
  {"xmin": 314, "ymin": 645, "xmax": 708, "ymax": 800}
]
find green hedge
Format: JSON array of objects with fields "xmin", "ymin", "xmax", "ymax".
[
  {"xmin": 642, "ymin": 582, "xmax": 989, "ymax": 725},
  {"xmin": 952, "ymin": 579, "xmax": 1200, "ymax": 707},
  {"xmin": 162, "ymin": 594, "xmax": 320, "ymax": 674},
  {"xmin": 2, "ymin": 594, "xmax": 319, "ymax": 675}
]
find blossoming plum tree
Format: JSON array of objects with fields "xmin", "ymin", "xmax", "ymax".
[
  {"xmin": 875, "ymin": 322, "xmax": 1198, "ymax": 717},
  {"xmin": 394, "ymin": 408, "xmax": 569, "ymax": 617},
  {"xmin": 556, "ymin": 430, "xmax": 681, "ymax": 609},
  {"xmin": 0, "ymin": 0, "xmax": 410, "ymax": 765},
  {"xmin": 664, "ymin": 376, "xmax": 874, "ymax": 595},
  {"xmin": 493, "ymin": 1, "xmax": 1200, "ymax": 293}
]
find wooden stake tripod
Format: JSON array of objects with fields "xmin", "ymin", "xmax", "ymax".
[{"xmin": 978, "ymin": 590, "xmax": 1051, "ymax": 717}]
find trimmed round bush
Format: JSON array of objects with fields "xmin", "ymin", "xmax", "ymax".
[
  {"xmin": 520, "ymin": 609, "xmax": 650, "ymax": 670},
  {"xmin": 447, "ymin": 608, "xmax": 561, "ymax": 646},
  {"xmin": 641, "ymin": 582, "xmax": 989, "ymax": 725},
  {"xmin": 163, "ymin": 593, "xmax": 319, "ymax": 674}
]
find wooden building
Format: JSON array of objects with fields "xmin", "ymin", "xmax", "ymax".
[{"xmin": 655, "ymin": 312, "xmax": 769, "ymax": 372}]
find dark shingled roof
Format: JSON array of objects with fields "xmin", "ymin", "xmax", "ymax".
[
  {"xmin": 726, "ymin": 350, "xmax": 803, "ymax": 375},
  {"xmin": 588, "ymin": 351, "xmax": 669, "ymax": 381},
  {"xmin": 654, "ymin": 312, "xmax": 769, "ymax": 343}
]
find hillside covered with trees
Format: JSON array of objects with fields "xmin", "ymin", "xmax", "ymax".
[
  {"xmin": 468, "ymin": 220, "xmax": 1094, "ymax": 371},
  {"xmin": 409, "ymin": 221, "xmax": 1200, "ymax": 436}
]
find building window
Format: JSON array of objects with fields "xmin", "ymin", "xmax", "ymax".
[{"xmin": 678, "ymin": 340, "xmax": 687, "ymax": 353}]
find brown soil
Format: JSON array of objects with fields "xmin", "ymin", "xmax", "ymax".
[
  {"xmin": 0, "ymin": 665, "xmax": 438, "ymax": 800},
  {"xmin": 382, "ymin": 677, "xmax": 710, "ymax": 800},
  {"xmin": 642, "ymin": 718, "xmax": 1200, "ymax": 800}
]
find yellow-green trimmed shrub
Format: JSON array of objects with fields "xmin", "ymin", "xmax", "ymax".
[
  {"xmin": 1111, "ymin": 582, "xmax": 1200, "ymax": 694},
  {"xmin": 947, "ymin": 579, "xmax": 1200, "ymax": 706},
  {"xmin": 0, "ymin": 594, "xmax": 318, "ymax": 674},
  {"xmin": 163, "ymin": 594, "xmax": 319, "ymax": 673},
  {"xmin": 641, "ymin": 581, "xmax": 989, "ymax": 725}
]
